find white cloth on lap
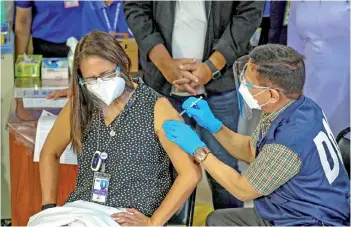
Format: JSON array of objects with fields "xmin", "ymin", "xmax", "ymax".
[{"xmin": 27, "ymin": 200, "xmax": 126, "ymax": 227}]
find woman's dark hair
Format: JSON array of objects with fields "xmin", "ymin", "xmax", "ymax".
[
  {"xmin": 249, "ymin": 44, "xmax": 305, "ymax": 99},
  {"xmin": 70, "ymin": 30, "xmax": 132, "ymax": 153}
]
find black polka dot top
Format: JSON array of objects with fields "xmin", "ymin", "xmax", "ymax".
[{"xmin": 66, "ymin": 78, "xmax": 172, "ymax": 217}]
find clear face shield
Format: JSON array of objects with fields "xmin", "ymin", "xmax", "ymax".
[
  {"xmin": 234, "ymin": 56, "xmax": 275, "ymax": 120},
  {"xmin": 78, "ymin": 66, "xmax": 135, "ymax": 109},
  {"xmin": 233, "ymin": 55, "xmax": 252, "ymax": 120}
]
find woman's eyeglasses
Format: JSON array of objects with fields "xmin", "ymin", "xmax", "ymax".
[{"xmin": 79, "ymin": 66, "xmax": 121, "ymax": 86}]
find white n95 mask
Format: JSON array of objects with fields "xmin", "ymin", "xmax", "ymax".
[
  {"xmin": 238, "ymin": 83, "xmax": 263, "ymax": 110},
  {"xmin": 86, "ymin": 77, "xmax": 126, "ymax": 106}
]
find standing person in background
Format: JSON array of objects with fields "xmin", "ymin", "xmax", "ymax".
[
  {"xmin": 268, "ymin": 1, "xmax": 288, "ymax": 45},
  {"xmin": 257, "ymin": 0, "xmax": 270, "ymax": 46},
  {"xmin": 81, "ymin": 0, "xmax": 133, "ymax": 38},
  {"xmin": 46, "ymin": 0, "xmax": 135, "ymax": 100},
  {"xmin": 253, "ymin": 1, "xmax": 289, "ymax": 47},
  {"xmin": 288, "ymin": 1, "xmax": 350, "ymax": 137},
  {"xmin": 124, "ymin": 1, "xmax": 264, "ymax": 209},
  {"xmin": 15, "ymin": 0, "xmax": 82, "ymax": 57}
]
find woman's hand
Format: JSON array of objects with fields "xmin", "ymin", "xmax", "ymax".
[
  {"xmin": 112, "ymin": 208, "xmax": 154, "ymax": 226},
  {"xmin": 46, "ymin": 88, "xmax": 72, "ymax": 100}
]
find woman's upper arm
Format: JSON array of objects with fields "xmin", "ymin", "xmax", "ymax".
[
  {"xmin": 41, "ymin": 102, "xmax": 71, "ymax": 159},
  {"xmin": 154, "ymin": 98, "xmax": 200, "ymax": 176}
]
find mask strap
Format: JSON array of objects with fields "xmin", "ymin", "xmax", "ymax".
[
  {"xmin": 252, "ymin": 88, "xmax": 269, "ymax": 97},
  {"xmin": 252, "ymin": 88, "xmax": 271, "ymax": 108},
  {"xmin": 260, "ymin": 100, "xmax": 271, "ymax": 108}
]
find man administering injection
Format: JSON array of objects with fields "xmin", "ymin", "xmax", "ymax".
[{"xmin": 163, "ymin": 44, "xmax": 350, "ymax": 226}]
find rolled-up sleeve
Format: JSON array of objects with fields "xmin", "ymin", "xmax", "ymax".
[
  {"xmin": 123, "ymin": 1, "xmax": 164, "ymax": 59},
  {"xmin": 15, "ymin": 0, "xmax": 33, "ymax": 8},
  {"xmin": 244, "ymin": 143, "xmax": 302, "ymax": 196},
  {"xmin": 213, "ymin": 1, "xmax": 264, "ymax": 66}
]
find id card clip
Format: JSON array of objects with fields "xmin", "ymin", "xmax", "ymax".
[{"xmin": 91, "ymin": 151, "xmax": 102, "ymax": 172}]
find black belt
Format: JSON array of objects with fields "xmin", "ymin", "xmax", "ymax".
[{"xmin": 32, "ymin": 37, "xmax": 70, "ymax": 58}]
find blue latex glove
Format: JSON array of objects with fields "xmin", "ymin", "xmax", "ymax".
[
  {"xmin": 162, "ymin": 120, "xmax": 206, "ymax": 156},
  {"xmin": 182, "ymin": 97, "xmax": 223, "ymax": 133}
]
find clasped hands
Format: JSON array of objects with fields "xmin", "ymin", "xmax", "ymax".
[{"xmin": 160, "ymin": 58, "xmax": 212, "ymax": 95}]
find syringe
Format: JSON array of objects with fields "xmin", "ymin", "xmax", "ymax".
[{"xmin": 179, "ymin": 96, "xmax": 203, "ymax": 116}]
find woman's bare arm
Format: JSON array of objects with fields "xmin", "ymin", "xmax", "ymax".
[
  {"xmin": 15, "ymin": 6, "xmax": 32, "ymax": 55},
  {"xmin": 39, "ymin": 102, "xmax": 71, "ymax": 205},
  {"xmin": 46, "ymin": 88, "xmax": 71, "ymax": 100},
  {"xmin": 150, "ymin": 97, "xmax": 202, "ymax": 226}
]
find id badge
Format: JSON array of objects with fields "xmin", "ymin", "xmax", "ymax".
[
  {"xmin": 91, "ymin": 172, "xmax": 111, "ymax": 203},
  {"xmin": 64, "ymin": 0, "xmax": 79, "ymax": 8}
]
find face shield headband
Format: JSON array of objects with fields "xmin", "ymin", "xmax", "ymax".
[{"xmin": 233, "ymin": 57, "xmax": 271, "ymax": 120}]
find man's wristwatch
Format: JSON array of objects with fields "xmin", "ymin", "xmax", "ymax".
[
  {"xmin": 205, "ymin": 59, "xmax": 221, "ymax": 80},
  {"xmin": 41, "ymin": 203, "xmax": 57, "ymax": 211},
  {"xmin": 194, "ymin": 147, "xmax": 211, "ymax": 164}
]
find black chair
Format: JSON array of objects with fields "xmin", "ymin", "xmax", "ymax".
[
  {"xmin": 167, "ymin": 165, "xmax": 197, "ymax": 226},
  {"xmin": 336, "ymin": 127, "xmax": 350, "ymax": 178}
]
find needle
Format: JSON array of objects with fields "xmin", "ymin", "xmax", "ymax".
[{"xmin": 179, "ymin": 96, "xmax": 203, "ymax": 116}]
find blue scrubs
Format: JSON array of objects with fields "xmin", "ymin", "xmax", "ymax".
[
  {"xmin": 81, "ymin": 1, "xmax": 133, "ymax": 38},
  {"xmin": 15, "ymin": 1, "xmax": 82, "ymax": 43}
]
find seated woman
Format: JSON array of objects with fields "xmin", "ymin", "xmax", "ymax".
[{"xmin": 39, "ymin": 30, "xmax": 201, "ymax": 226}]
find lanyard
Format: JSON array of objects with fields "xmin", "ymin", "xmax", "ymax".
[{"xmin": 102, "ymin": 2, "xmax": 121, "ymax": 33}]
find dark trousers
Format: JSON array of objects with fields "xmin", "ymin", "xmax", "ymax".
[
  {"xmin": 259, "ymin": 17, "xmax": 271, "ymax": 45},
  {"xmin": 168, "ymin": 90, "xmax": 243, "ymax": 209},
  {"xmin": 206, "ymin": 208, "xmax": 272, "ymax": 226},
  {"xmin": 32, "ymin": 37, "xmax": 70, "ymax": 58},
  {"xmin": 268, "ymin": 1, "xmax": 288, "ymax": 45}
]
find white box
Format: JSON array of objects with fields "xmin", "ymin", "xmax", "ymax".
[
  {"xmin": 22, "ymin": 97, "xmax": 68, "ymax": 108},
  {"xmin": 41, "ymin": 58, "xmax": 69, "ymax": 79}
]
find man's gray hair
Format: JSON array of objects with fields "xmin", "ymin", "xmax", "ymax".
[{"xmin": 249, "ymin": 44, "xmax": 305, "ymax": 99}]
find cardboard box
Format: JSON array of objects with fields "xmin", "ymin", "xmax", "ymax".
[
  {"xmin": 41, "ymin": 58, "xmax": 69, "ymax": 79},
  {"xmin": 15, "ymin": 54, "xmax": 42, "ymax": 77},
  {"xmin": 115, "ymin": 33, "xmax": 139, "ymax": 73}
]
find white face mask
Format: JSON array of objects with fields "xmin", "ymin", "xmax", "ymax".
[
  {"xmin": 238, "ymin": 83, "xmax": 269, "ymax": 110},
  {"xmin": 86, "ymin": 77, "xmax": 126, "ymax": 106}
]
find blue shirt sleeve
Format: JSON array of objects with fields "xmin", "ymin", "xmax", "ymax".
[
  {"xmin": 263, "ymin": 0, "xmax": 271, "ymax": 17},
  {"xmin": 15, "ymin": 1, "xmax": 33, "ymax": 8}
]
